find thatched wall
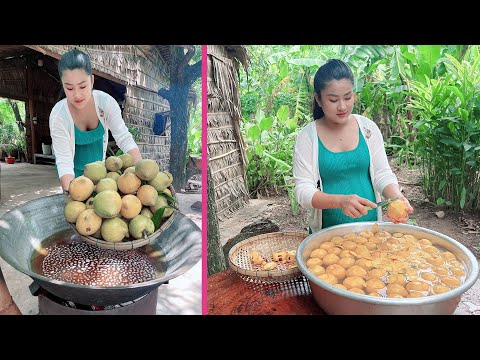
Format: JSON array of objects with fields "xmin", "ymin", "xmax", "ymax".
[
  {"xmin": 207, "ymin": 45, "xmax": 249, "ymax": 219},
  {"xmin": 0, "ymin": 57, "xmax": 27, "ymax": 101},
  {"xmin": 37, "ymin": 45, "xmax": 172, "ymax": 170},
  {"xmin": 0, "ymin": 54, "xmax": 60, "ymax": 159}
]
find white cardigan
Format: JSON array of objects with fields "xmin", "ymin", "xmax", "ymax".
[
  {"xmin": 292, "ymin": 114, "xmax": 398, "ymax": 233},
  {"xmin": 49, "ymin": 90, "xmax": 138, "ymax": 179}
]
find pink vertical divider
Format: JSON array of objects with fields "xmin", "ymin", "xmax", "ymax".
[{"xmin": 201, "ymin": 44, "xmax": 208, "ymax": 315}]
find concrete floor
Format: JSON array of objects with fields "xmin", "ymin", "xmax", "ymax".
[{"xmin": 0, "ymin": 161, "xmax": 202, "ymax": 315}]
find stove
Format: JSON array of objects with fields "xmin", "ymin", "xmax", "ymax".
[{"xmin": 33, "ymin": 284, "xmax": 158, "ymax": 315}]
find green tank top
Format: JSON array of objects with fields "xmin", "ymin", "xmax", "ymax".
[
  {"xmin": 318, "ymin": 127, "xmax": 377, "ymax": 229},
  {"xmin": 73, "ymin": 120, "xmax": 104, "ymax": 178}
]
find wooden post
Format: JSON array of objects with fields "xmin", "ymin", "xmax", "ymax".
[
  {"xmin": 26, "ymin": 58, "xmax": 36, "ymax": 160},
  {"xmin": 207, "ymin": 167, "xmax": 227, "ymax": 276}
]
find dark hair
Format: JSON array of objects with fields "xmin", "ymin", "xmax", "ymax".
[
  {"xmin": 313, "ymin": 59, "xmax": 354, "ymax": 120},
  {"xmin": 56, "ymin": 48, "xmax": 92, "ymax": 101},
  {"xmin": 58, "ymin": 48, "xmax": 92, "ymax": 78}
]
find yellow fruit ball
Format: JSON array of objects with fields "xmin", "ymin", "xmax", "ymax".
[{"xmin": 386, "ymin": 199, "xmax": 408, "ymax": 220}]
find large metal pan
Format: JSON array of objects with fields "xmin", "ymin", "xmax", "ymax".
[
  {"xmin": 297, "ymin": 222, "xmax": 479, "ymax": 315},
  {"xmin": 0, "ymin": 194, "xmax": 201, "ymax": 306}
]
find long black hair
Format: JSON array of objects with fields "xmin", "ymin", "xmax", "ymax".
[
  {"xmin": 312, "ymin": 59, "xmax": 354, "ymax": 120},
  {"xmin": 56, "ymin": 48, "xmax": 93, "ymax": 102}
]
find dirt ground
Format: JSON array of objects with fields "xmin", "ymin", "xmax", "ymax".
[{"xmin": 219, "ymin": 159, "xmax": 480, "ymax": 260}]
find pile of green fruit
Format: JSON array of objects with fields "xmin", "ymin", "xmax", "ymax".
[{"xmin": 64, "ymin": 153, "xmax": 175, "ymax": 243}]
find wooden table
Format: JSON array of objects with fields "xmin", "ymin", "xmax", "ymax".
[
  {"xmin": 207, "ymin": 268, "xmax": 325, "ymax": 315},
  {"xmin": 33, "ymin": 153, "xmax": 55, "ymax": 165},
  {"xmin": 208, "ymin": 269, "xmax": 480, "ymax": 316}
]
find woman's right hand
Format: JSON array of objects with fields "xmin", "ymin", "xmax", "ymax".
[{"xmin": 338, "ymin": 194, "xmax": 377, "ymax": 218}]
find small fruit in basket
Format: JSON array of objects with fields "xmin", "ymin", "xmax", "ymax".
[
  {"xmin": 105, "ymin": 156, "xmax": 123, "ymax": 172},
  {"xmin": 118, "ymin": 153, "xmax": 134, "ymax": 170},
  {"xmin": 150, "ymin": 195, "xmax": 173, "ymax": 218},
  {"xmin": 65, "ymin": 159, "xmax": 176, "ymax": 244},
  {"xmin": 135, "ymin": 159, "xmax": 160, "ymax": 181},
  {"xmin": 250, "ymin": 251, "xmax": 266, "ymax": 265},
  {"xmin": 117, "ymin": 172, "xmax": 142, "ymax": 194},
  {"xmin": 64, "ymin": 201, "xmax": 86, "ymax": 223},
  {"xmin": 124, "ymin": 166, "xmax": 136, "ymax": 174},
  {"xmin": 106, "ymin": 172, "xmax": 121, "ymax": 182},
  {"xmin": 95, "ymin": 177, "xmax": 118, "ymax": 193},
  {"xmin": 83, "ymin": 161, "xmax": 107, "ymax": 184},
  {"xmin": 69, "ymin": 175, "xmax": 95, "ymax": 201},
  {"xmin": 286, "ymin": 250, "xmax": 296, "ymax": 263},
  {"xmin": 386, "ymin": 199, "xmax": 408, "ymax": 221},
  {"xmin": 136, "ymin": 185, "xmax": 159, "ymax": 206},
  {"xmin": 148, "ymin": 171, "xmax": 173, "ymax": 192},
  {"xmin": 129, "ymin": 214, "xmax": 155, "ymax": 239},
  {"xmin": 93, "ymin": 190, "xmax": 122, "ymax": 218},
  {"xmin": 262, "ymin": 262, "xmax": 278, "ymax": 271},
  {"xmin": 101, "ymin": 217, "xmax": 129, "ymax": 243},
  {"xmin": 75, "ymin": 209, "xmax": 102, "ymax": 236},
  {"xmin": 141, "ymin": 207, "xmax": 154, "ymax": 219},
  {"xmin": 272, "ymin": 250, "xmax": 287, "ymax": 263},
  {"xmin": 120, "ymin": 194, "xmax": 142, "ymax": 219}
]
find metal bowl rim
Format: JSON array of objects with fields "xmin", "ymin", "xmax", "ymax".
[
  {"xmin": 296, "ymin": 221, "xmax": 479, "ymax": 306},
  {"xmin": 0, "ymin": 194, "xmax": 197, "ymax": 290}
]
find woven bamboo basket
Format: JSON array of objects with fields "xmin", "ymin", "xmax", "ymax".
[
  {"xmin": 228, "ymin": 231, "xmax": 308, "ymax": 283},
  {"xmin": 69, "ymin": 185, "xmax": 177, "ymax": 251}
]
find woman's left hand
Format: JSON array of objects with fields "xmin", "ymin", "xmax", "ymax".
[{"xmin": 386, "ymin": 196, "xmax": 414, "ymax": 224}]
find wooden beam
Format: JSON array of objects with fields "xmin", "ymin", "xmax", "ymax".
[
  {"xmin": 24, "ymin": 45, "xmax": 61, "ymax": 60},
  {"xmin": 26, "ymin": 59, "xmax": 36, "ymax": 161},
  {"xmin": 24, "ymin": 45, "xmax": 128, "ymax": 86}
]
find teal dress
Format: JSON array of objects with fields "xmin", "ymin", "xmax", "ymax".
[
  {"xmin": 73, "ymin": 121, "xmax": 104, "ymax": 178},
  {"xmin": 318, "ymin": 127, "xmax": 377, "ymax": 229}
]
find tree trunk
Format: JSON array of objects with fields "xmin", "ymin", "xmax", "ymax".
[
  {"xmin": 207, "ymin": 167, "xmax": 226, "ymax": 276},
  {"xmin": 158, "ymin": 46, "xmax": 201, "ymax": 191},
  {"xmin": 169, "ymin": 84, "xmax": 189, "ymax": 191},
  {"xmin": 8, "ymin": 99, "xmax": 25, "ymax": 132}
]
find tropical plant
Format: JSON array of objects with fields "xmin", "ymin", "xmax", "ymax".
[
  {"xmin": 407, "ymin": 47, "xmax": 480, "ymax": 211},
  {"xmin": 0, "ymin": 122, "xmax": 20, "ymax": 157},
  {"xmin": 242, "ymin": 105, "xmax": 299, "ymax": 198}
]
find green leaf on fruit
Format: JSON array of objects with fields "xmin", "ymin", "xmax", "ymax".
[{"xmin": 158, "ymin": 191, "xmax": 177, "ymax": 203}]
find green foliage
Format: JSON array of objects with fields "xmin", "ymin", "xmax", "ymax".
[
  {"xmin": 128, "ymin": 125, "xmax": 141, "ymax": 143},
  {"xmin": 407, "ymin": 47, "xmax": 480, "ymax": 211},
  {"xmin": 242, "ymin": 105, "xmax": 300, "ymax": 199},
  {"xmin": 0, "ymin": 98, "xmax": 26, "ymax": 157},
  {"xmin": 240, "ymin": 93, "xmax": 259, "ymax": 119},
  {"xmin": 187, "ymin": 77, "xmax": 202, "ymax": 158},
  {"xmin": 240, "ymin": 45, "xmax": 480, "ymax": 213}
]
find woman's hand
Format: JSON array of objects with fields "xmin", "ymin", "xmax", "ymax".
[
  {"xmin": 339, "ymin": 194, "xmax": 377, "ymax": 218},
  {"xmin": 385, "ymin": 196, "xmax": 414, "ymax": 224}
]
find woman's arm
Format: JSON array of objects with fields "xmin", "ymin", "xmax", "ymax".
[
  {"xmin": 382, "ymin": 183, "xmax": 414, "ymax": 223},
  {"xmin": 292, "ymin": 127, "xmax": 318, "ymax": 209},
  {"xmin": 367, "ymin": 120, "xmax": 414, "ymax": 222},
  {"xmin": 60, "ymin": 174, "xmax": 74, "ymax": 192},
  {"xmin": 104, "ymin": 95, "xmax": 139, "ymax": 156},
  {"xmin": 49, "ymin": 103, "xmax": 75, "ymax": 185},
  {"xmin": 128, "ymin": 147, "xmax": 142, "ymax": 165}
]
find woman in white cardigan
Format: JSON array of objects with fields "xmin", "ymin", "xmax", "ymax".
[
  {"xmin": 293, "ymin": 59, "xmax": 413, "ymax": 233},
  {"xmin": 49, "ymin": 48, "xmax": 142, "ymax": 192}
]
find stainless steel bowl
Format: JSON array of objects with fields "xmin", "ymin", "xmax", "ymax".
[{"xmin": 296, "ymin": 222, "xmax": 479, "ymax": 315}]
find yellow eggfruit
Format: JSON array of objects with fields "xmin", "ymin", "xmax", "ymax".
[
  {"xmin": 306, "ymin": 258, "xmax": 322, "ymax": 267},
  {"xmin": 310, "ymin": 248, "xmax": 327, "ymax": 259},
  {"xmin": 386, "ymin": 200, "xmax": 408, "ymax": 220},
  {"xmin": 343, "ymin": 276, "xmax": 366, "ymax": 289},
  {"xmin": 326, "ymin": 264, "xmax": 347, "ymax": 280},
  {"xmin": 337, "ymin": 257, "xmax": 356, "ymax": 270}
]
